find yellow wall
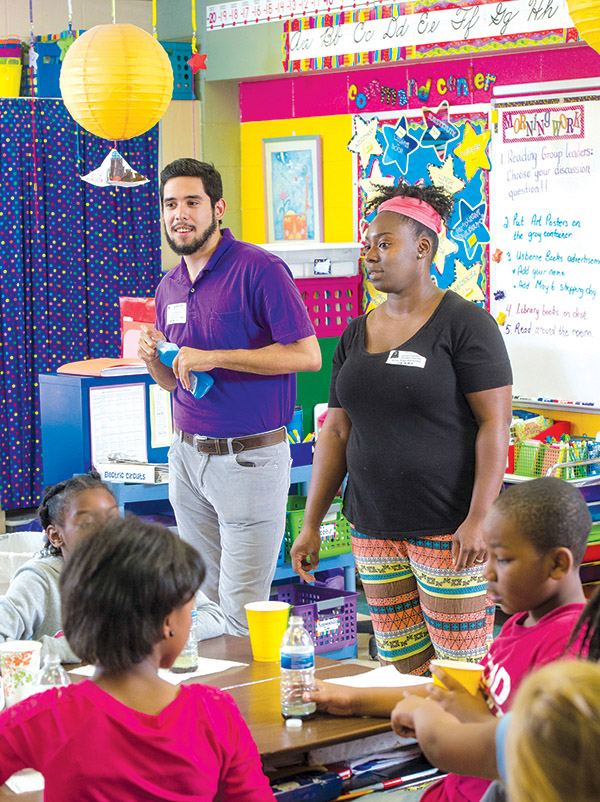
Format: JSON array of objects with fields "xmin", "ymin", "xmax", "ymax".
[{"xmin": 240, "ymin": 115, "xmax": 354, "ymax": 245}]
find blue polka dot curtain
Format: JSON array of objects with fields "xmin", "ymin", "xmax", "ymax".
[{"xmin": 0, "ymin": 99, "xmax": 162, "ymax": 510}]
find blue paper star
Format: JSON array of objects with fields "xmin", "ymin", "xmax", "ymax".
[
  {"xmin": 29, "ymin": 46, "xmax": 39, "ymax": 75},
  {"xmin": 451, "ymin": 199, "xmax": 490, "ymax": 260},
  {"xmin": 380, "ymin": 118, "xmax": 420, "ymax": 175},
  {"xmin": 420, "ymin": 104, "xmax": 460, "ymax": 160}
]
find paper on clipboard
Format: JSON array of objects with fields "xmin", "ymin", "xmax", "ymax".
[
  {"xmin": 149, "ymin": 384, "xmax": 173, "ymax": 448},
  {"xmin": 89, "ymin": 383, "xmax": 147, "ymax": 466}
]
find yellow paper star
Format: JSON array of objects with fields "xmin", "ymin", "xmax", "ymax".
[
  {"xmin": 359, "ymin": 160, "xmax": 396, "ymax": 205},
  {"xmin": 453, "ymin": 123, "xmax": 491, "ymax": 182},
  {"xmin": 449, "ymin": 259, "xmax": 485, "ymax": 302},
  {"xmin": 348, "ymin": 115, "xmax": 383, "ymax": 170},
  {"xmin": 428, "ymin": 156, "xmax": 466, "ymax": 196},
  {"xmin": 432, "ymin": 228, "xmax": 458, "ymax": 275}
]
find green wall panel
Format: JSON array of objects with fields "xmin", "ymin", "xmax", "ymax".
[{"xmin": 296, "ymin": 337, "xmax": 338, "ymax": 436}]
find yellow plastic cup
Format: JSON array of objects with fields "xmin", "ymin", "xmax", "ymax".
[
  {"xmin": 244, "ymin": 601, "xmax": 291, "ymax": 662},
  {"xmin": 430, "ymin": 659, "xmax": 483, "ymax": 696}
]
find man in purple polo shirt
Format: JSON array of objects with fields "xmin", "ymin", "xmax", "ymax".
[{"xmin": 138, "ymin": 158, "xmax": 321, "ymax": 636}]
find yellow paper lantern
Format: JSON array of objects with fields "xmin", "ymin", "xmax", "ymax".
[
  {"xmin": 566, "ymin": 0, "xmax": 600, "ymax": 55},
  {"xmin": 60, "ymin": 23, "xmax": 173, "ymax": 141}
]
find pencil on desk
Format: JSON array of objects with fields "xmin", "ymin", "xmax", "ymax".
[{"xmin": 334, "ymin": 790, "xmax": 374, "ymax": 800}]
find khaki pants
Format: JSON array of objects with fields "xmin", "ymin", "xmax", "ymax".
[{"xmin": 168, "ymin": 434, "xmax": 291, "ymax": 636}]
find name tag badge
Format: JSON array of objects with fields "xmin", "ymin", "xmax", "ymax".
[
  {"xmin": 166, "ymin": 303, "xmax": 187, "ymax": 326},
  {"xmin": 386, "ymin": 350, "xmax": 427, "ymax": 369}
]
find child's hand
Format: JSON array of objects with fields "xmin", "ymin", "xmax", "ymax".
[
  {"xmin": 428, "ymin": 666, "xmax": 492, "ymax": 723},
  {"xmin": 302, "ymin": 678, "xmax": 358, "ymax": 716},
  {"xmin": 391, "ymin": 695, "xmax": 442, "ymax": 739}
]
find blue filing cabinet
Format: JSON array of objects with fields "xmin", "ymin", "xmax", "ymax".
[{"xmin": 39, "ymin": 372, "xmax": 169, "ymax": 489}]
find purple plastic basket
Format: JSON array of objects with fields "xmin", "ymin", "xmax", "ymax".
[{"xmin": 272, "ymin": 583, "xmax": 358, "ymax": 654}]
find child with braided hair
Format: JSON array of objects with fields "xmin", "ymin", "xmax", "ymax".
[
  {"xmin": 0, "ymin": 473, "xmax": 119, "ymax": 661},
  {"xmin": 0, "ymin": 472, "xmax": 226, "ymax": 662}
]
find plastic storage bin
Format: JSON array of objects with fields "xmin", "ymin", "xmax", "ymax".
[
  {"xmin": 262, "ymin": 242, "xmax": 361, "ymax": 278},
  {"xmin": 160, "ymin": 41, "xmax": 194, "ymax": 99},
  {"xmin": 295, "ymin": 274, "xmax": 362, "ymax": 338},
  {"xmin": 271, "ymin": 582, "xmax": 358, "ymax": 655},
  {"xmin": 33, "ymin": 41, "xmax": 61, "ymax": 97},
  {"xmin": 0, "ymin": 40, "xmax": 22, "ymax": 98},
  {"xmin": 28, "ymin": 33, "xmax": 84, "ymax": 98},
  {"xmin": 284, "ymin": 495, "xmax": 351, "ymax": 562},
  {"xmin": 0, "ymin": 58, "xmax": 21, "ymax": 97}
]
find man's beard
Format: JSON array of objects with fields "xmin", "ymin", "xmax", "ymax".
[{"xmin": 165, "ymin": 212, "xmax": 218, "ymax": 256}]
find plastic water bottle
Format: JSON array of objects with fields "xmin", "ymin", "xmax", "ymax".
[
  {"xmin": 280, "ymin": 615, "xmax": 316, "ymax": 720},
  {"xmin": 156, "ymin": 340, "xmax": 214, "ymax": 399},
  {"xmin": 171, "ymin": 607, "xmax": 199, "ymax": 674},
  {"xmin": 36, "ymin": 654, "xmax": 71, "ymax": 691}
]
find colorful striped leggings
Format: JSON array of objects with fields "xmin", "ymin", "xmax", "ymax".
[{"xmin": 352, "ymin": 531, "xmax": 494, "ymax": 675}]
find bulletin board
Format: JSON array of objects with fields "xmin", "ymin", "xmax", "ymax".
[
  {"xmin": 489, "ymin": 93, "xmax": 600, "ymax": 408},
  {"xmin": 350, "ymin": 103, "xmax": 491, "ymax": 311}
]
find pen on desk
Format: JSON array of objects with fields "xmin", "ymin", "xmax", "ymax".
[{"xmin": 333, "ymin": 768, "xmax": 440, "ymax": 800}]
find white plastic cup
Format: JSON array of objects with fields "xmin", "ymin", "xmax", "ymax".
[{"xmin": 0, "ymin": 641, "xmax": 42, "ymax": 706}]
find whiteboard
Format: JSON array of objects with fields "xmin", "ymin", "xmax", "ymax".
[{"xmin": 490, "ymin": 93, "xmax": 600, "ymax": 408}]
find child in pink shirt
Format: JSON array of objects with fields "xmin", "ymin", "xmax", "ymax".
[{"xmin": 0, "ymin": 517, "xmax": 275, "ymax": 802}]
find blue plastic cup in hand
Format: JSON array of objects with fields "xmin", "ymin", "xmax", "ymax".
[{"xmin": 156, "ymin": 341, "xmax": 214, "ymax": 400}]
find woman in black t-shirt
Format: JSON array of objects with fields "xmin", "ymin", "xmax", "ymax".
[{"xmin": 291, "ymin": 183, "xmax": 512, "ymax": 675}]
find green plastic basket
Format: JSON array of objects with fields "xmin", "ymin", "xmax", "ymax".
[
  {"xmin": 514, "ymin": 442, "xmax": 544, "ymax": 477},
  {"xmin": 284, "ymin": 495, "xmax": 351, "ymax": 560}
]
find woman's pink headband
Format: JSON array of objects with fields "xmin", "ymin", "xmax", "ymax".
[{"xmin": 377, "ymin": 196, "xmax": 444, "ymax": 235}]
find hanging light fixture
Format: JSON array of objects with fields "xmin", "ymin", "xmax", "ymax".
[
  {"xmin": 60, "ymin": 23, "xmax": 173, "ymax": 141},
  {"xmin": 565, "ymin": 0, "xmax": 600, "ymax": 55}
]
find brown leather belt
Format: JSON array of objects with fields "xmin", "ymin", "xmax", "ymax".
[{"xmin": 176, "ymin": 426, "xmax": 286, "ymax": 455}]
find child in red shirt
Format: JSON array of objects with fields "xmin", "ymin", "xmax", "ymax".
[
  {"xmin": 304, "ymin": 477, "xmax": 591, "ymax": 802},
  {"xmin": 391, "ymin": 476, "xmax": 591, "ymax": 802}
]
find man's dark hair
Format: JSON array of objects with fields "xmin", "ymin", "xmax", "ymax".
[
  {"xmin": 38, "ymin": 472, "xmax": 114, "ymax": 557},
  {"xmin": 159, "ymin": 158, "xmax": 223, "ymax": 207},
  {"xmin": 494, "ymin": 476, "xmax": 591, "ymax": 567},
  {"xmin": 61, "ymin": 517, "xmax": 205, "ymax": 673},
  {"xmin": 365, "ymin": 182, "xmax": 454, "ymax": 256}
]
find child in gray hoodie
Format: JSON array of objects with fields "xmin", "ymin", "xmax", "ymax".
[{"xmin": 0, "ymin": 472, "xmax": 226, "ymax": 661}]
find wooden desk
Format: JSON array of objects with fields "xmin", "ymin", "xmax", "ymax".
[
  {"xmin": 1, "ymin": 635, "xmax": 390, "ymax": 797},
  {"xmin": 178, "ymin": 636, "xmax": 394, "ymax": 767}
]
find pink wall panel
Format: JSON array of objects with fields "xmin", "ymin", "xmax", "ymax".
[{"xmin": 240, "ymin": 44, "xmax": 600, "ymax": 123}]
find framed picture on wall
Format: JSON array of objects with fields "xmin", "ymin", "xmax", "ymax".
[{"xmin": 263, "ymin": 135, "xmax": 323, "ymax": 243}]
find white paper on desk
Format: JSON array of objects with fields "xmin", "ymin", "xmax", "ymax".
[
  {"xmin": 325, "ymin": 664, "xmax": 432, "ymax": 688},
  {"xmin": 70, "ymin": 657, "xmax": 248, "ymax": 683},
  {"xmin": 6, "ymin": 769, "xmax": 45, "ymax": 794}
]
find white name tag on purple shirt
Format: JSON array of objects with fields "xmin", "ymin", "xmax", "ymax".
[
  {"xmin": 166, "ymin": 303, "xmax": 187, "ymax": 325},
  {"xmin": 386, "ymin": 350, "xmax": 427, "ymax": 368}
]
